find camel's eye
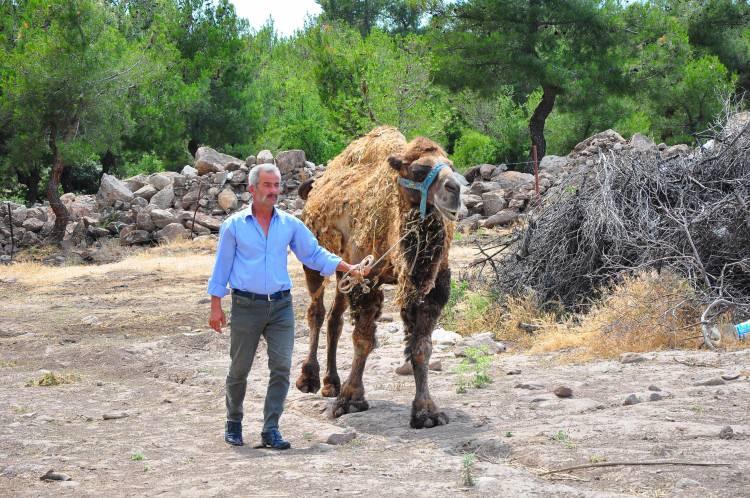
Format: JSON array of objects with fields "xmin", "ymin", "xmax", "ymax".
[{"xmin": 411, "ymin": 164, "xmax": 431, "ymax": 181}]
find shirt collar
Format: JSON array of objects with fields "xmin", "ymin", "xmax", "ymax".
[{"xmin": 244, "ymin": 202, "xmax": 278, "ymax": 220}]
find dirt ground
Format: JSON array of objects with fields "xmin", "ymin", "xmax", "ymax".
[{"xmin": 1, "ymin": 239, "xmax": 749, "ymax": 497}]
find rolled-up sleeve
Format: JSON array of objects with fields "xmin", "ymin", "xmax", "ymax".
[
  {"xmin": 207, "ymin": 220, "xmax": 236, "ymax": 297},
  {"xmin": 290, "ymin": 219, "xmax": 341, "ymax": 277}
]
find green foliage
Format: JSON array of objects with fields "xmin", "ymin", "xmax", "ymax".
[
  {"xmin": 451, "ymin": 130, "xmax": 497, "ymax": 172},
  {"xmin": 461, "ymin": 452, "xmax": 475, "ymax": 487},
  {"xmin": 123, "ymin": 152, "xmax": 166, "ymax": 177},
  {"xmin": 552, "ymin": 429, "xmax": 576, "ymax": 449},
  {"xmin": 455, "ymin": 346, "xmax": 493, "ymax": 393}
]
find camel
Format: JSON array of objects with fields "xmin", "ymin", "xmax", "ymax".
[{"xmin": 295, "ymin": 126, "xmax": 461, "ymax": 428}]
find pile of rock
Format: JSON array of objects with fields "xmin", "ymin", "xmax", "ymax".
[
  {"xmin": 456, "ymin": 129, "xmax": 694, "ymax": 232},
  {"xmin": 0, "ymin": 147, "xmax": 322, "ymax": 255}
]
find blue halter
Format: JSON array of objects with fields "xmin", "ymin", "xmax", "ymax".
[{"xmin": 397, "ymin": 163, "xmax": 448, "ymax": 219}]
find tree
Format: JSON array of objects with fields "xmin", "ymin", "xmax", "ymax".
[
  {"xmin": 1, "ymin": 0, "xmax": 152, "ymax": 239},
  {"xmin": 432, "ymin": 0, "xmax": 625, "ymax": 160}
]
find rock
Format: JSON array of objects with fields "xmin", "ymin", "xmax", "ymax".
[
  {"xmin": 40, "ymin": 470, "xmax": 72, "ymax": 481},
  {"xmin": 452, "ymin": 171, "xmax": 469, "ymax": 186},
  {"xmin": 674, "ymin": 478, "xmax": 701, "ymax": 489},
  {"xmin": 184, "ymin": 220, "xmax": 212, "ymax": 236},
  {"xmin": 230, "ymin": 170, "xmax": 247, "ymax": 186},
  {"xmin": 395, "ymin": 360, "xmax": 442, "ymax": 375},
  {"xmin": 648, "ymin": 385, "xmax": 661, "ymax": 391},
  {"xmin": 276, "ymin": 150, "xmax": 306, "ymax": 176},
  {"xmin": 149, "ymin": 209, "xmax": 176, "ymax": 229},
  {"xmin": 149, "ymin": 185, "xmax": 175, "ymax": 209},
  {"xmin": 120, "ymin": 230, "xmax": 151, "ymax": 246},
  {"xmin": 132, "ymin": 196, "xmax": 148, "ymax": 209},
  {"xmin": 133, "ymin": 184, "xmax": 158, "ymax": 200},
  {"xmin": 620, "ymin": 352, "xmax": 647, "ymax": 364},
  {"xmin": 194, "ymin": 147, "xmax": 242, "ymax": 175},
  {"xmin": 539, "ymin": 155, "xmax": 568, "ymax": 175},
  {"xmin": 469, "ymin": 181, "xmax": 502, "ymax": 196},
  {"xmin": 431, "ymin": 328, "xmax": 462, "ymax": 345},
  {"xmin": 326, "ymin": 431, "xmax": 356, "ymax": 445},
  {"xmin": 483, "ymin": 209, "xmax": 520, "ymax": 228},
  {"xmin": 462, "ymin": 194, "xmax": 483, "ymax": 209},
  {"xmin": 694, "ymin": 377, "xmax": 726, "ymax": 386},
  {"xmin": 135, "ymin": 211, "xmax": 155, "ymax": 232},
  {"xmin": 514, "ymin": 383, "xmax": 544, "ymax": 390},
  {"xmin": 491, "ymin": 171, "xmax": 535, "ymax": 190},
  {"xmin": 147, "ymin": 173, "xmax": 172, "ymax": 190},
  {"xmin": 245, "ymin": 155, "xmax": 256, "ymax": 166},
  {"xmin": 721, "ymin": 372, "xmax": 740, "ymax": 381},
  {"xmin": 630, "ymin": 133, "xmax": 656, "ymax": 153},
  {"xmin": 156, "ymin": 223, "xmax": 189, "ymax": 242},
  {"xmin": 193, "ymin": 212, "xmax": 222, "ymax": 232},
  {"xmin": 181, "ymin": 165, "xmax": 198, "ymax": 176},
  {"xmin": 21, "ymin": 218, "xmax": 44, "ymax": 232},
  {"xmin": 455, "ymin": 332, "xmax": 506, "ymax": 356},
  {"xmin": 217, "ymin": 189, "xmax": 238, "ymax": 211},
  {"xmin": 648, "ymin": 392, "xmax": 663, "ymax": 402},
  {"xmin": 623, "ymin": 394, "xmax": 642, "ymax": 406},
  {"xmin": 123, "ymin": 174, "xmax": 148, "ymax": 192},
  {"xmin": 224, "ymin": 161, "xmax": 243, "ymax": 172},
  {"xmin": 478, "ymin": 164, "xmax": 496, "ymax": 180},
  {"xmin": 553, "ymin": 386, "xmax": 573, "ymax": 398},
  {"xmin": 719, "ymin": 426, "xmax": 734, "ymax": 440},
  {"xmin": 481, "ymin": 190, "xmax": 507, "ymax": 216},
  {"xmin": 256, "ymin": 150, "xmax": 274, "ymax": 164},
  {"xmin": 97, "ymin": 174, "xmax": 134, "ymax": 208},
  {"xmin": 506, "ymin": 369, "xmax": 521, "ymax": 375},
  {"xmin": 102, "ymin": 412, "xmax": 129, "ymax": 420},
  {"xmin": 661, "ymin": 143, "xmax": 691, "ymax": 159}
]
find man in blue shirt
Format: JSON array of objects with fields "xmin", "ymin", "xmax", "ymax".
[{"xmin": 207, "ymin": 163, "xmax": 362, "ymax": 449}]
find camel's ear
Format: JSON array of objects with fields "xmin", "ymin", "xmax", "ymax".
[{"xmin": 387, "ymin": 154, "xmax": 404, "ymax": 171}]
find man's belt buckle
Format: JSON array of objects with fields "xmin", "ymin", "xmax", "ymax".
[{"xmin": 267, "ymin": 293, "xmax": 272, "ymax": 302}]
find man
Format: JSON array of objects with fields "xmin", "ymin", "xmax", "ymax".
[{"xmin": 208, "ymin": 163, "xmax": 362, "ymax": 449}]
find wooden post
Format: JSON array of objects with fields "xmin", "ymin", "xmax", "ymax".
[
  {"xmin": 532, "ymin": 145, "xmax": 540, "ymax": 202},
  {"xmin": 7, "ymin": 202, "xmax": 14, "ymax": 262}
]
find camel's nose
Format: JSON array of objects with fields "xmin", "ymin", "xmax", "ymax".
[{"xmin": 444, "ymin": 178, "xmax": 460, "ymax": 196}]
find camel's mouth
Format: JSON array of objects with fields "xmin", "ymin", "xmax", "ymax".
[{"xmin": 435, "ymin": 204, "xmax": 458, "ymax": 221}]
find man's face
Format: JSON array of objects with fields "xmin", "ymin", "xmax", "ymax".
[{"xmin": 249, "ymin": 170, "xmax": 281, "ymax": 208}]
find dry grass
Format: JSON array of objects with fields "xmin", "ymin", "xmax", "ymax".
[
  {"xmin": 0, "ymin": 238, "xmax": 216, "ymax": 287},
  {"xmin": 453, "ymin": 270, "xmax": 749, "ymax": 360},
  {"xmin": 26, "ymin": 371, "xmax": 80, "ymax": 387}
]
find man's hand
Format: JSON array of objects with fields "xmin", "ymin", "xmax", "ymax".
[
  {"xmin": 338, "ymin": 261, "xmax": 370, "ymax": 278},
  {"xmin": 209, "ymin": 296, "xmax": 227, "ymax": 333}
]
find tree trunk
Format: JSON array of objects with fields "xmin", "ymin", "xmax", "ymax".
[
  {"xmin": 528, "ymin": 85, "xmax": 558, "ymax": 166},
  {"xmin": 47, "ymin": 135, "xmax": 69, "ymax": 242},
  {"xmin": 16, "ymin": 167, "xmax": 42, "ymax": 206},
  {"xmin": 101, "ymin": 149, "xmax": 115, "ymax": 176}
]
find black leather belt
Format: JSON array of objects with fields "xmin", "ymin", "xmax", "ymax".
[{"xmin": 232, "ymin": 289, "xmax": 290, "ymax": 301}]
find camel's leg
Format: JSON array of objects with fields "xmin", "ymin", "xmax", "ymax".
[
  {"xmin": 295, "ymin": 266, "xmax": 325, "ymax": 393},
  {"xmin": 322, "ymin": 278, "xmax": 348, "ymax": 397},
  {"xmin": 402, "ymin": 268, "xmax": 451, "ymax": 429},
  {"xmin": 330, "ymin": 287, "xmax": 384, "ymax": 417}
]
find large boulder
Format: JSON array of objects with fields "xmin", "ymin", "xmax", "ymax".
[
  {"xmin": 123, "ymin": 174, "xmax": 148, "ymax": 192},
  {"xmin": 491, "ymin": 171, "xmax": 535, "ymax": 191},
  {"xmin": 149, "ymin": 185, "xmax": 175, "ymax": 209},
  {"xmin": 136, "ymin": 211, "xmax": 156, "ymax": 232},
  {"xmin": 276, "ymin": 150, "xmax": 306, "ymax": 176},
  {"xmin": 256, "ymin": 150, "xmax": 274, "ymax": 164},
  {"xmin": 97, "ymin": 174, "xmax": 134, "ymax": 208},
  {"xmin": 539, "ymin": 155, "xmax": 568, "ymax": 176},
  {"xmin": 147, "ymin": 173, "xmax": 172, "ymax": 190},
  {"xmin": 629, "ymin": 133, "xmax": 657, "ymax": 153},
  {"xmin": 193, "ymin": 212, "xmax": 222, "ymax": 231},
  {"xmin": 150, "ymin": 209, "xmax": 177, "ymax": 229},
  {"xmin": 155, "ymin": 223, "xmax": 189, "ymax": 242},
  {"xmin": 483, "ymin": 208, "xmax": 520, "ymax": 228},
  {"xmin": 217, "ymin": 189, "xmax": 238, "ymax": 211},
  {"xmin": 21, "ymin": 218, "xmax": 44, "ymax": 232},
  {"xmin": 133, "ymin": 184, "xmax": 158, "ymax": 200},
  {"xmin": 482, "ymin": 191, "xmax": 507, "ymax": 217},
  {"xmin": 194, "ymin": 147, "xmax": 243, "ymax": 176},
  {"xmin": 120, "ymin": 229, "xmax": 151, "ymax": 246}
]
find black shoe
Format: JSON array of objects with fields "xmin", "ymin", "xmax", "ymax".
[
  {"xmin": 225, "ymin": 421, "xmax": 243, "ymax": 446},
  {"xmin": 260, "ymin": 428, "xmax": 291, "ymax": 450}
]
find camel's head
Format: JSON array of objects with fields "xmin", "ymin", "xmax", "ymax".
[{"xmin": 387, "ymin": 137, "xmax": 461, "ymax": 221}]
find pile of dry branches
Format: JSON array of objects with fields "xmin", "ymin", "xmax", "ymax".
[{"xmin": 478, "ymin": 109, "xmax": 750, "ymax": 315}]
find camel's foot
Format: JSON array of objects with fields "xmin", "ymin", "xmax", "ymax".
[
  {"xmin": 329, "ymin": 397, "xmax": 370, "ymax": 418},
  {"xmin": 295, "ymin": 362, "xmax": 321, "ymax": 393},
  {"xmin": 410, "ymin": 398, "xmax": 449, "ymax": 429},
  {"xmin": 321, "ymin": 375, "xmax": 340, "ymax": 398}
]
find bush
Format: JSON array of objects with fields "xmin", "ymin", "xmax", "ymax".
[
  {"xmin": 451, "ymin": 129, "xmax": 497, "ymax": 172},
  {"xmin": 123, "ymin": 152, "xmax": 165, "ymax": 177}
]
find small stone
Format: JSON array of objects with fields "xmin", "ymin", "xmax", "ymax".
[
  {"xmin": 694, "ymin": 377, "xmax": 725, "ymax": 386},
  {"xmin": 553, "ymin": 386, "xmax": 573, "ymax": 398},
  {"xmin": 514, "ymin": 383, "xmax": 544, "ymax": 390},
  {"xmin": 326, "ymin": 432, "xmax": 356, "ymax": 445},
  {"xmin": 647, "ymin": 385, "xmax": 661, "ymax": 391},
  {"xmin": 648, "ymin": 393, "xmax": 663, "ymax": 402},
  {"xmin": 506, "ymin": 369, "xmax": 521, "ymax": 375},
  {"xmin": 429, "ymin": 360, "xmax": 442, "ymax": 371},
  {"xmin": 102, "ymin": 412, "xmax": 128, "ymax": 420},
  {"xmin": 623, "ymin": 394, "xmax": 642, "ymax": 406},
  {"xmin": 721, "ymin": 372, "xmax": 740, "ymax": 381},
  {"xmin": 395, "ymin": 362, "xmax": 412, "ymax": 376},
  {"xmin": 40, "ymin": 470, "xmax": 71, "ymax": 481},
  {"xmin": 719, "ymin": 426, "xmax": 734, "ymax": 440},
  {"xmin": 674, "ymin": 478, "xmax": 701, "ymax": 489},
  {"xmin": 620, "ymin": 352, "xmax": 647, "ymax": 364}
]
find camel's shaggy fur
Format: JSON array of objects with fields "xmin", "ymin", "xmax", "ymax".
[{"xmin": 297, "ymin": 126, "xmax": 459, "ymax": 428}]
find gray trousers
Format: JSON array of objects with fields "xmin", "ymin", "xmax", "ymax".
[{"xmin": 226, "ymin": 293, "xmax": 294, "ymax": 432}]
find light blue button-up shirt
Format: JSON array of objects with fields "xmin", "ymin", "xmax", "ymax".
[{"xmin": 207, "ymin": 206, "xmax": 342, "ymax": 298}]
